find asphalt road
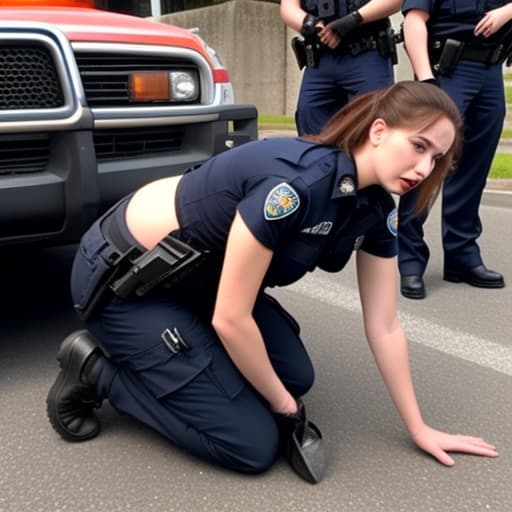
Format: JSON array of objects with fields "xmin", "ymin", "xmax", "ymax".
[{"xmin": 1, "ymin": 196, "xmax": 511, "ymax": 512}]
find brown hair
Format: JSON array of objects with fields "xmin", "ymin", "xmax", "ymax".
[{"xmin": 303, "ymin": 81, "xmax": 463, "ymax": 213}]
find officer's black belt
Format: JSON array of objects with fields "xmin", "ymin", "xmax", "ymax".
[
  {"xmin": 458, "ymin": 43, "xmax": 503, "ymax": 64},
  {"xmin": 77, "ymin": 204, "xmax": 207, "ymax": 320},
  {"xmin": 100, "ymin": 212, "xmax": 206, "ymax": 300},
  {"xmin": 431, "ymin": 39, "xmax": 505, "ymax": 67},
  {"xmin": 100, "ymin": 204, "xmax": 143, "ymax": 262}
]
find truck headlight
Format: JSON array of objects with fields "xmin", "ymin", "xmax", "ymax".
[
  {"xmin": 170, "ymin": 71, "xmax": 199, "ymax": 101},
  {"xmin": 129, "ymin": 70, "xmax": 199, "ymax": 103}
]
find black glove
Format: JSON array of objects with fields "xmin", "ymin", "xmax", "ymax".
[
  {"xmin": 421, "ymin": 78, "xmax": 441, "ymax": 87},
  {"xmin": 301, "ymin": 13, "xmax": 319, "ymax": 39},
  {"xmin": 326, "ymin": 10, "xmax": 363, "ymax": 37},
  {"xmin": 276, "ymin": 399, "xmax": 327, "ymax": 484}
]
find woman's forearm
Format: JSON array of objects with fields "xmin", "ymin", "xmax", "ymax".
[
  {"xmin": 367, "ymin": 326, "xmax": 425, "ymax": 436},
  {"xmin": 213, "ymin": 315, "xmax": 295, "ymax": 413}
]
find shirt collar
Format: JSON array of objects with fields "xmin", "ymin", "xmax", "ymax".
[{"xmin": 332, "ymin": 151, "xmax": 369, "ymax": 205}]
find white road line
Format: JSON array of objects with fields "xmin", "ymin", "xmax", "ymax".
[{"xmin": 286, "ymin": 273, "xmax": 512, "ymax": 377}]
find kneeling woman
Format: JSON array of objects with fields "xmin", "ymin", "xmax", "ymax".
[{"xmin": 47, "ymin": 81, "xmax": 498, "ymax": 477}]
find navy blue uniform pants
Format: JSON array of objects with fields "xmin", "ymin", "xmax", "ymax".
[
  {"xmin": 296, "ymin": 49, "xmax": 393, "ymax": 136},
  {"xmin": 86, "ymin": 292, "xmax": 314, "ymax": 474},
  {"xmin": 398, "ymin": 61, "xmax": 505, "ymax": 275}
]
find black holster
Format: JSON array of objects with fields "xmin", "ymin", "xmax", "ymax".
[
  {"xmin": 75, "ymin": 210, "xmax": 207, "ymax": 321},
  {"xmin": 291, "ymin": 35, "xmax": 321, "ymax": 69},
  {"xmin": 376, "ymin": 27, "xmax": 400, "ymax": 65}
]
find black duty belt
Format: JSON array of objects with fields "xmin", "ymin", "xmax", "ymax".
[
  {"xmin": 99, "ymin": 204, "xmax": 142, "ymax": 263},
  {"xmin": 430, "ymin": 38, "xmax": 505, "ymax": 76},
  {"xmin": 458, "ymin": 43, "xmax": 503, "ymax": 64},
  {"xmin": 76, "ymin": 202, "xmax": 207, "ymax": 321}
]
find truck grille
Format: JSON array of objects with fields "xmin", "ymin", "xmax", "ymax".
[
  {"xmin": 0, "ymin": 45, "xmax": 64, "ymax": 110},
  {"xmin": 75, "ymin": 52, "xmax": 200, "ymax": 107},
  {"xmin": 93, "ymin": 126, "xmax": 185, "ymax": 161},
  {"xmin": 0, "ymin": 134, "xmax": 50, "ymax": 175}
]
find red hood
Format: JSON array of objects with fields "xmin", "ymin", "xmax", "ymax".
[{"xmin": 0, "ymin": 7, "xmax": 209, "ymax": 58}]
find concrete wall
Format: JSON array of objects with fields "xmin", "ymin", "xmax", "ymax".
[{"xmin": 157, "ymin": 1, "xmax": 412, "ymax": 117}]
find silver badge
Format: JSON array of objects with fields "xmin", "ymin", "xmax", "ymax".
[{"xmin": 339, "ymin": 176, "xmax": 355, "ymax": 194}]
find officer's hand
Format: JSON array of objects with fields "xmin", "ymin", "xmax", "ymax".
[
  {"xmin": 318, "ymin": 24, "xmax": 341, "ymax": 49},
  {"xmin": 411, "ymin": 424, "xmax": 499, "ymax": 466},
  {"xmin": 271, "ymin": 392, "xmax": 298, "ymax": 415},
  {"xmin": 326, "ymin": 10, "xmax": 363, "ymax": 38},
  {"xmin": 474, "ymin": 6, "xmax": 512, "ymax": 38}
]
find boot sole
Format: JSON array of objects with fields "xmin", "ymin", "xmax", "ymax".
[
  {"xmin": 444, "ymin": 271, "xmax": 505, "ymax": 289},
  {"xmin": 46, "ymin": 330, "xmax": 101, "ymax": 442}
]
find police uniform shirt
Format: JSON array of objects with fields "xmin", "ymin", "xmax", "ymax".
[
  {"xmin": 302, "ymin": 0, "xmax": 391, "ymax": 42},
  {"xmin": 402, "ymin": 0, "xmax": 509, "ymax": 43},
  {"xmin": 177, "ymin": 138, "xmax": 397, "ymax": 288}
]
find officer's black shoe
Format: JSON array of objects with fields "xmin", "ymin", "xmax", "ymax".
[
  {"xmin": 444, "ymin": 264, "xmax": 505, "ymax": 289},
  {"xmin": 400, "ymin": 275, "xmax": 426, "ymax": 299},
  {"xmin": 47, "ymin": 330, "xmax": 105, "ymax": 442}
]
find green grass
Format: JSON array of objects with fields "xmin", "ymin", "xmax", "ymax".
[
  {"xmin": 489, "ymin": 153, "xmax": 512, "ymax": 179},
  {"xmin": 506, "ymin": 86, "xmax": 512, "ymax": 104},
  {"xmin": 258, "ymin": 114, "xmax": 295, "ymax": 130}
]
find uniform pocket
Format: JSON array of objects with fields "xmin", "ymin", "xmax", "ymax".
[
  {"xmin": 204, "ymin": 342, "xmax": 245, "ymax": 399},
  {"xmin": 131, "ymin": 340, "xmax": 212, "ymax": 399}
]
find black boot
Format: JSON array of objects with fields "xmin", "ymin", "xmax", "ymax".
[{"xmin": 47, "ymin": 330, "xmax": 105, "ymax": 442}]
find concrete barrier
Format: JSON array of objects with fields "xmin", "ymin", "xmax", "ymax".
[{"xmin": 157, "ymin": 1, "xmax": 507, "ymax": 132}]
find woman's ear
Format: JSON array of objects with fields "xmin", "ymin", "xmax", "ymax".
[{"xmin": 369, "ymin": 118, "xmax": 387, "ymax": 146}]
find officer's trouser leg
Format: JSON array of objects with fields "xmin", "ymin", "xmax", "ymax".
[
  {"xmin": 87, "ymin": 293, "xmax": 313, "ymax": 474},
  {"xmin": 296, "ymin": 51, "xmax": 393, "ymax": 136},
  {"xmin": 397, "ymin": 187, "xmax": 430, "ymax": 276},
  {"xmin": 440, "ymin": 62, "xmax": 505, "ymax": 267}
]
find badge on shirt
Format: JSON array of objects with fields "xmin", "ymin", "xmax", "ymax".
[
  {"xmin": 387, "ymin": 208, "xmax": 398, "ymax": 237},
  {"xmin": 338, "ymin": 176, "xmax": 355, "ymax": 194},
  {"xmin": 264, "ymin": 183, "xmax": 300, "ymax": 220}
]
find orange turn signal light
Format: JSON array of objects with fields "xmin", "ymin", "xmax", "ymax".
[{"xmin": 129, "ymin": 72, "xmax": 170, "ymax": 102}]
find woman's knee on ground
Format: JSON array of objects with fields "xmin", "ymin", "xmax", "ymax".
[{"xmin": 203, "ymin": 412, "xmax": 281, "ymax": 474}]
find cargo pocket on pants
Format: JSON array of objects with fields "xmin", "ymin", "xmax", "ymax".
[
  {"xmin": 130, "ymin": 341, "xmax": 212, "ymax": 399},
  {"xmin": 203, "ymin": 342, "xmax": 245, "ymax": 400}
]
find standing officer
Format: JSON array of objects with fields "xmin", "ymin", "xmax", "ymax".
[
  {"xmin": 280, "ymin": 0, "xmax": 402, "ymax": 135},
  {"xmin": 398, "ymin": 1, "xmax": 511, "ymax": 299},
  {"xmin": 47, "ymin": 83, "xmax": 498, "ymax": 481}
]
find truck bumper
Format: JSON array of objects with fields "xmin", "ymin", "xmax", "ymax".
[{"xmin": 0, "ymin": 104, "xmax": 258, "ymax": 247}]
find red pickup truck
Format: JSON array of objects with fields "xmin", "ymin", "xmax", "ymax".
[{"xmin": 0, "ymin": 0, "xmax": 258, "ymax": 247}]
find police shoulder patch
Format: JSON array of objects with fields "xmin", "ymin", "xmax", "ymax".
[
  {"xmin": 264, "ymin": 182, "xmax": 301, "ymax": 220},
  {"xmin": 386, "ymin": 208, "xmax": 398, "ymax": 237}
]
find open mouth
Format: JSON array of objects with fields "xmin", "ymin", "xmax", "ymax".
[{"xmin": 400, "ymin": 178, "xmax": 418, "ymax": 192}]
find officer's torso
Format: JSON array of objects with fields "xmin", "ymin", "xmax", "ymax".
[
  {"xmin": 177, "ymin": 138, "xmax": 397, "ymax": 289},
  {"xmin": 302, "ymin": 0, "xmax": 390, "ymax": 35},
  {"xmin": 403, "ymin": 0, "xmax": 510, "ymax": 42}
]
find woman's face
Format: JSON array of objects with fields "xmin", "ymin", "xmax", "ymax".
[{"xmin": 368, "ymin": 116, "xmax": 455, "ymax": 195}]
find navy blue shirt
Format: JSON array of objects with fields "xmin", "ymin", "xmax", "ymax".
[
  {"xmin": 177, "ymin": 138, "xmax": 397, "ymax": 288},
  {"xmin": 402, "ymin": 0, "xmax": 510, "ymax": 43}
]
